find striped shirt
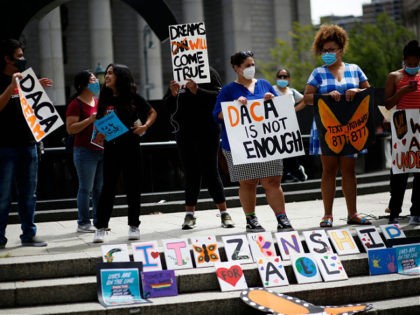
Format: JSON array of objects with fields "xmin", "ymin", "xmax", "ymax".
[{"xmin": 396, "ymin": 71, "xmax": 420, "ymax": 109}]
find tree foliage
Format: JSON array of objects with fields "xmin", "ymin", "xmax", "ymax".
[{"xmin": 261, "ymin": 13, "xmax": 415, "ymax": 90}]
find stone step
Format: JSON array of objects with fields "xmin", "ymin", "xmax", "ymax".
[{"xmin": 0, "ymin": 274, "xmax": 419, "ymax": 313}]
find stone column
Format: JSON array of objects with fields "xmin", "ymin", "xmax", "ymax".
[
  {"xmin": 138, "ymin": 18, "xmax": 163, "ymax": 100},
  {"xmin": 38, "ymin": 7, "xmax": 66, "ymax": 105},
  {"xmin": 182, "ymin": 0, "xmax": 204, "ymax": 23},
  {"xmin": 89, "ymin": 0, "xmax": 114, "ymax": 71}
]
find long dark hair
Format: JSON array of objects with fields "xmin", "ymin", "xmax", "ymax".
[
  {"xmin": 68, "ymin": 70, "xmax": 93, "ymax": 101},
  {"xmin": 97, "ymin": 63, "xmax": 137, "ymax": 117}
]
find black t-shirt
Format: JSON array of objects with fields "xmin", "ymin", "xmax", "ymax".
[{"xmin": 0, "ymin": 73, "xmax": 35, "ymax": 147}]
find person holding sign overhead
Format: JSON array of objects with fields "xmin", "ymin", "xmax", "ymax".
[
  {"xmin": 66, "ymin": 70, "xmax": 103, "ymax": 233},
  {"xmin": 303, "ymin": 24, "xmax": 372, "ymax": 228},
  {"xmin": 93, "ymin": 64, "xmax": 157, "ymax": 243},
  {"xmin": 213, "ymin": 51, "xmax": 293, "ymax": 233},
  {"xmin": 383, "ymin": 40, "xmax": 419, "ymax": 225},
  {"xmin": 164, "ymin": 67, "xmax": 235, "ymax": 230},
  {"xmin": 0, "ymin": 39, "xmax": 52, "ymax": 248}
]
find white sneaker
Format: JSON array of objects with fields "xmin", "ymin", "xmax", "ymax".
[
  {"xmin": 77, "ymin": 224, "xmax": 96, "ymax": 233},
  {"xmin": 128, "ymin": 226, "xmax": 140, "ymax": 240},
  {"xmin": 93, "ymin": 228, "xmax": 106, "ymax": 243},
  {"xmin": 409, "ymin": 216, "xmax": 420, "ymax": 225}
]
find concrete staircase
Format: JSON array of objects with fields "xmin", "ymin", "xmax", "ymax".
[{"xmin": 0, "ymin": 229, "xmax": 419, "ymax": 314}]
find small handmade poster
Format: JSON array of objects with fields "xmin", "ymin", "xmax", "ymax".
[
  {"xmin": 256, "ymin": 257, "xmax": 289, "ymax": 288},
  {"xmin": 101, "ymin": 244, "xmax": 130, "ymax": 263},
  {"xmin": 355, "ymin": 227, "xmax": 386, "ymax": 252},
  {"xmin": 96, "ymin": 262, "xmax": 149, "ymax": 307},
  {"xmin": 132, "ymin": 241, "xmax": 162, "ymax": 272},
  {"xmin": 315, "ymin": 254, "xmax": 348, "ymax": 281},
  {"xmin": 141, "ymin": 270, "xmax": 178, "ymax": 298},
  {"xmin": 162, "ymin": 238, "xmax": 193, "ymax": 270},
  {"xmin": 191, "ymin": 236, "xmax": 220, "ymax": 268},
  {"xmin": 290, "ymin": 254, "xmax": 322, "ymax": 284},
  {"xmin": 94, "ymin": 111, "xmax": 128, "ymax": 141},
  {"xmin": 274, "ymin": 231, "xmax": 304, "ymax": 261},
  {"xmin": 91, "ymin": 126, "xmax": 104, "ymax": 149},
  {"xmin": 327, "ymin": 229, "xmax": 360, "ymax": 255},
  {"xmin": 240, "ymin": 288, "xmax": 372, "ymax": 314},
  {"xmin": 247, "ymin": 232, "xmax": 276, "ymax": 261},
  {"xmin": 221, "ymin": 234, "xmax": 254, "ymax": 264},
  {"xmin": 215, "ymin": 261, "xmax": 248, "ymax": 292},
  {"xmin": 395, "ymin": 243, "xmax": 420, "ymax": 275},
  {"xmin": 367, "ymin": 247, "xmax": 397, "ymax": 275},
  {"xmin": 302, "ymin": 230, "xmax": 333, "ymax": 255},
  {"xmin": 379, "ymin": 224, "xmax": 406, "ymax": 240}
]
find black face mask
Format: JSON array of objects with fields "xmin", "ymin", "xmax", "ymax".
[{"xmin": 14, "ymin": 58, "xmax": 27, "ymax": 72}]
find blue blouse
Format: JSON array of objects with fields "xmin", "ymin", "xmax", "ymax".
[{"xmin": 213, "ymin": 79, "xmax": 277, "ymax": 151}]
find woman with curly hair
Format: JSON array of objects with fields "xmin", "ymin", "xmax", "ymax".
[{"xmin": 303, "ymin": 24, "xmax": 372, "ymax": 228}]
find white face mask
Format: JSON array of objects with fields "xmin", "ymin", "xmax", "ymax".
[{"xmin": 242, "ymin": 66, "xmax": 255, "ymax": 80}]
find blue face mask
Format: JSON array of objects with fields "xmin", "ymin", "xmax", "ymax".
[
  {"xmin": 87, "ymin": 81, "xmax": 100, "ymax": 95},
  {"xmin": 404, "ymin": 66, "xmax": 420, "ymax": 75},
  {"xmin": 321, "ymin": 52, "xmax": 337, "ymax": 66},
  {"xmin": 276, "ymin": 79, "xmax": 288, "ymax": 88}
]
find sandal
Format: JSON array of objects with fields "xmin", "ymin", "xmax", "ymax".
[
  {"xmin": 320, "ymin": 215, "xmax": 333, "ymax": 228},
  {"xmin": 347, "ymin": 213, "xmax": 372, "ymax": 225}
]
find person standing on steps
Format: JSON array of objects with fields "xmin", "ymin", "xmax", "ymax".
[{"xmin": 163, "ymin": 67, "xmax": 235, "ymax": 230}]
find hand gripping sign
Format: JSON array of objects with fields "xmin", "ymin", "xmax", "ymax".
[{"xmin": 17, "ymin": 67, "xmax": 63, "ymax": 142}]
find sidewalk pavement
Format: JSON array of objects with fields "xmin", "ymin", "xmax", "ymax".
[{"xmin": 0, "ymin": 190, "xmax": 417, "ymax": 259}]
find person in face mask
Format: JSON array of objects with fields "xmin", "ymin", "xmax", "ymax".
[
  {"xmin": 272, "ymin": 68, "xmax": 307, "ymax": 183},
  {"xmin": 66, "ymin": 70, "xmax": 103, "ymax": 233},
  {"xmin": 303, "ymin": 24, "xmax": 372, "ymax": 228},
  {"xmin": 383, "ymin": 40, "xmax": 420, "ymax": 225},
  {"xmin": 213, "ymin": 51, "xmax": 294, "ymax": 233}
]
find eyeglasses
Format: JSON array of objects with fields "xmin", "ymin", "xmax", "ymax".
[
  {"xmin": 239, "ymin": 50, "xmax": 254, "ymax": 57},
  {"xmin": 277, "ymin": 75, "xmax": 289, "ymax": 79},
  {"xmin": 321, "ymin": 48, "xmax": 340, "ymax": 54}
]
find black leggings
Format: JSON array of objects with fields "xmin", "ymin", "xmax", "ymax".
[
  {"xmin": 176, "ymin": 131, "xmax": 225, "ymax": 207},
  {"xmin": 95, "ymin": 141, "xmax": 141, "ymax": 228},
  {"xmin": 388, "ymin": 171, "xmax": 419, "ymax": 218}
]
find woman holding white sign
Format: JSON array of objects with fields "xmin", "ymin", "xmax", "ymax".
[{"xmin": 213, "ymin": 51, "xmax": 293, "ymax": 233}]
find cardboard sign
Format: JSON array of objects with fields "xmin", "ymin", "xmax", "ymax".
[
  {"xmin": 94, "ymin": 111, "xmax": 128, "ymax": 141},
  {"xmin": 191, "ymin": 236, "xmax": 220, "ymax": 268},
  {"xmin": 141, "ymin": 270, "xmax": 178, "ymax": 298},
  {"xmin": 101, "ymin": 244, "xmax": 130, "ymax": 263},
  {"xmin": 314, "ymin": 88, "xmax": 375, "ymax": 155},
  {"xmin": 355, "ymin": 227, "xmax": 386, "ymax": 252},
  {"xmin": 221, "ymin": 234, "xmax": 254, "ymax": 264},
  {"xmin": 395, "ymin": 243, "xmax": 420, "ymax": 275},
  {"xmin": 290, "ymin": 254, "xmax": 323, "ymax": 284},
  {"xmin": 247, "ymin": 232, "xmax": 276, "ymax": 261},
  {"xmin": 315, "ymin": 254, "xmax": 348, "ymax": 281},
  {"xmin": 390, "ymin": 109, "xmax": 419, "ymax": 174},
  {"xmin": 302, "ymin": 230, "xmax": 333, "ymax": 255},
  {"xmin": 256, "ymin": 257, "xmax": 289, "ymax": 288},
  {"xmin": 379, "ymin": 224, "xmax": 406, "ymax": 240},
  {"xmin": 274, "ymin": 231, "xmax": 304, "ymax": 261},
  {"xmin": 168, "ymin": 21, "xmax": 210, "ymax": 84},
  {"xmin": 132, "ymin": 241, "xmax": 162, "ymax": 272},
  {"xmin": 367, "ymin": 247, "xmax": 397, "ymax": 275},
  {"xmin": 17, "ymin": 67, "xmax": 64, "ymax": 142},
  {"xmin": 215, "ymin": 261, "xmax": 248, "ymax": 291},
  {"xmin": 221, "ymin": 96, "xmax": 304, "ymax": 165},
  {"xmin": 327, "ymin": 229, "xmax": 360, "ymax": 255},
  {"xmin": 162, "ymin": 238, "xmax": 193, "ymax": 270},
  {"xmin": 96, "ymin": 262, "xmax": 148, "ymax": 307}
]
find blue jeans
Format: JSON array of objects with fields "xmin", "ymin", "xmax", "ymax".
[
  {"xmin": 73, "ymin": 147, "xmax": 103, "ymax": 226},
  {"xmin": 0, "ymin": 144, "xmax": 38, "ymax": 245}
]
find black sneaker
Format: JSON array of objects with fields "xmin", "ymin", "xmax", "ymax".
[
  {"xmin": 295, "ymin": 165, "xmax": 308, "ymax": 182},
  {"xmin": 21, "ymin": 236, "xmax": 47, "ymax": 247},
  {"xmin": 277, "ymin": 214, "xmax": 293, "ymax": 231},
  {"xmin": 246, "ymin": 215, "xmax": 265, "ymax": 233},
  {"xmin": 221, "ymin": 212, "xmax": 235, "ymax": 228},
  {"xmin": 388, "ymin": 217, "xmax": 399, "ymax": 224},
  {"xmin": 182, "ymin": 214, "xmax": 196, "ymax": 230},
  {"xmin": 282, "ymin": 172, "xmax": 299, "ymax": 183}
]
